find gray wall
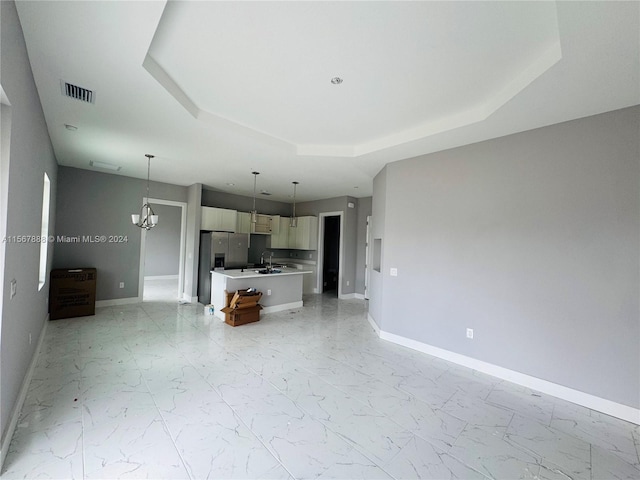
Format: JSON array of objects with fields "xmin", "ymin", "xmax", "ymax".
[
  {"xmin": 184, "ymin": 183, "xmax": 202, "ymax": 300},
  {"xmin": 1, "ymin": 0, "xmax": 58, "ymax": 454},
  {"xmin": 296, "ymin": 196, "xmax": 359, "ymax": 295},
  {"xmin": 54, "ymin": 167, "xmax": 188, "ymax": 301},
  {"xmin": 144, "ymin": 203, "xmax": 181, "ymax": 277},
  {"xmin": 369, "ymin": 167, "xmax": 387, "ymax": 329},
  {"xmin": 371, "ymin": 106, "xmax": 640, "ymax": 408},
  {"xmin": 355, "ymin": 197, "xmax": 372, "ymax": 296}
]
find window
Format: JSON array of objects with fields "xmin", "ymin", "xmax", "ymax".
[{"xmin": 38, "ymin": 173, "xmax": 50, "ymax": 290}]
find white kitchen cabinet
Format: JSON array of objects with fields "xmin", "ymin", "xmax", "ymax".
[
  {"xmin": 201, "ymin": 206, "xmax": 237, "ymax": 232},
  {"xmin": 271, "ymin": 215, "xmax": 280, "ymax": 235},
  {"xmin": 289, "ymin": 216, "xmax": 318, "ymax": 250},
  {"xmin": 236, "ymin": 212, "xmax": 251, "ymax": 234},
  {"xmin": 251, "ymin": 213, "xmax": 273, "ymax": 234},
  {"xmin": 268, "ymin": 216, "xmax": 290, "ymax": 248}
]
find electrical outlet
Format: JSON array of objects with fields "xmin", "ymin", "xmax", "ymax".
[
  {"xmin": 466, "ymin": 328, "xmax": 474, "ymax": 339},
  {"xmin": 346, "ymin": 281, "xmax": 349, "ymax": 286},
  {"xmin": 119, "ymin": 282, "xmax": 125, "ymax": 289},
  {"xmin": 267, "ymin": 289, "xmax": 271, "ymax": 296},
  {"xmin": 390, "ymin": 268, "xmax": 398, "ymax": 277},
  {"xmin": 10, "ymin": 279, "xmax": 17, "ymax": 299}
]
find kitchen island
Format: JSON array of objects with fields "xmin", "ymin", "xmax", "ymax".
[{"xmin": 210, "ymin": 268, "xmax": 311, "ymax": 321}]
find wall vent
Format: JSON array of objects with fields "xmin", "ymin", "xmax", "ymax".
[{"xmin": 61, "ymin": 81, "xmax": 95, "ymax": 104}]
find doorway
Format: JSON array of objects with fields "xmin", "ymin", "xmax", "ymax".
[
  {"xmin": 322, "ymin": 216, "xmax": 340, "ymax": 296},
  {"xmin": 138, "ymin": 198, "xmax": 187, "ymax": 302},
  {"xmin": 317, "ymin": 212, "xmax": 343, "ymax": 298}
]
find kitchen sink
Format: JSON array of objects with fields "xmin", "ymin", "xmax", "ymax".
[{"xmin": 256, "ymin": 268, "xmax": 281, "ymax": 274}]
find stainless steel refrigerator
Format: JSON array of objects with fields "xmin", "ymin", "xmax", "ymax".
[{"xmin": 198, "ymin": 232, "xmax": 249, "ymax": 304}]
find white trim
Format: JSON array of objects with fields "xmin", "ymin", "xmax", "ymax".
[
  {"xmin": 0, "ymin": 315, "xmax": 48, "ymax": 472},
  {"xmin": 339, "ymin": 293, "xmax": 356, "ymax": 300},
  {"xmin": 367, "ymin": 313, "xmax": 381, "ymax": 335},
  {"xmin": 137, "ymin": 226, "xmax": 146, "ymax": 302},
  {"xmin": 95, "ymin": 297, "xmax": 140, "ymax": 308},
  {"xmin": 317, "ymin": 211, "xmax": 344, "ymax": 298},
  {"xmin": 181, "ymin": 293, "xmax": 197, "ymax": 303},
  {"xmin": 144, "ymin": 275, "xmax": 179, "ymax": 281},
  {"xmin": 138, "ymin": 198, "xmax": 188, "ymax": 303},
  {"xmin": 364, "ymin": 215, "xmax": 371, "ymax": 300},
  {"xmin": 378, "ymin": 329, "xmax": 640, "ymax": 425},
  {"xmin": 261, "ymin": 301, "xmax": 303, "ymax": 314},
  {"xmin": 354, "ymin": 293, "xmax": 366, "ymax": 300}
]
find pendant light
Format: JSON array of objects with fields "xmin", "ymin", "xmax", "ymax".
[
  {"xmin": 250, "ymin": 171, "xmax": 260, "ymax": 223},
  {"xmin": 131, "ymin": 154, "xmax": 158, "ymax": 230},
  {"xmin": 289, "ymin": 181, "xmax": 299, "ymax": 228}
]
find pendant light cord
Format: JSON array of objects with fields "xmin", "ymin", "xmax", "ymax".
[{"xmin": 146, "ymin": 156, "xmax": 151, "ymax": 200}]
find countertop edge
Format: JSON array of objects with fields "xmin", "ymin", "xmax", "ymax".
[{"xmin": 211, "ymin": 269, "xmax": 312, "ymax": 279}]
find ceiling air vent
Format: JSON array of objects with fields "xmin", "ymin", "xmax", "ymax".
[{"xmin": 61, "ymin": 81, "xmax": 95, "ymax": 104}]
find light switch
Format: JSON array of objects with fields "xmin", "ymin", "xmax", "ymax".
[
  {"xmin": 390, "ymin": 268, "xmax": 398, "ymax": 277},
  {"xmin": 10, "ymin": 279, "xmax": 17, "ymax": 298}
]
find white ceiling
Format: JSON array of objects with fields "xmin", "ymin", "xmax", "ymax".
[{"xmin": 14, "ymin": 1, "xmax": 640, "ymax": 203}]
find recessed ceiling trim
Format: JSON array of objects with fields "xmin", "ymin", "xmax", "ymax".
[
  {"xmin": 143, "ymin": 54, "xmax": 199, "ymax": 117},
  {"xmin": 299, "ymin": 40, "xmax": 563, "ymax": 158},
  {"xmin": 146, "ymin": 1, "xmax": 563, "ymax": 158},
  {"xmin": 147, "ymin": 35, "xmax": 561, "ymax": 159}
]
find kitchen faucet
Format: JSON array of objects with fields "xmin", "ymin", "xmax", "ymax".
[{"xmin": 261, "ymin": 251, "xmax": 273, "ymax": 270}]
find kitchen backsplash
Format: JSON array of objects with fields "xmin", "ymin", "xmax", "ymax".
[{"xmin": 247, "ymin": 234, "xmax": 317, "ymax": 264}]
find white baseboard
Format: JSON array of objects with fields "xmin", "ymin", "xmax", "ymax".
[
  {"xmin": 95, "ymin": 297, "xmax": 140, "ymax": 307},
  {"xmin": 261, "ymin": 301, "xmax": 303, "ymax": 314},
  {"xmin": 367, "ymin": 313, "xmax": 381, "ymax": 335},
  {"xmin": 0, "ymin": 314, "xmax": 48, "ymax": 472},
  {"xmin": 144, "ymin": 275, "xmax": 178, "ymax": 281},
  {"xmin": 378, "ymin": 329, "xmax": 640, "ymax": 425},
  {"xmin": 181, "ymin": 293, "xmax": 197, "ymax": 303},
  {"xmin": 339, "ymin": 293, "xmax": 356, "ymax": 299},
  {"xmin": 339, "ymin": 293, "xmax": 366, "ymax": 300}
]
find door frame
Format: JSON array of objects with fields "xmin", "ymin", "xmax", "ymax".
[
  {"xmin": 316, "ymin": 211, "xmax": 344, "ymax": 298},
  {"xmin": 137, "ymin": 198, "xmax": 188, "ymax": 302},
  {"xmin": 364, "ymin": 215, "xmax": 371, "ymax": 300}
]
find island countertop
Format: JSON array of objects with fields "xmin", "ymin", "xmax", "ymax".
[
  {"xmin": 210, "ymin": 268, "xmax": 312, "ymax": 279},
  {"xmin": 210, "ymin": 268, "xmax": 310, "ymax": 319}
]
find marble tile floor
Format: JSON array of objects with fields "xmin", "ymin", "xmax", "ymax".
[
  {"xmin": 2, "ymin": 295, "xmax": 639, "ymax": 479},
  {"xmin": 143, "ymin": 278, "xmax": 180, "ymax": 303}
]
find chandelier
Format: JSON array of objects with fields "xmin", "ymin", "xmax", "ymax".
[
  {"xmin": 290, "ymin": 181, "xmax": 298, "ymax": 227},
  {"xmin": 131, "ymin": 154, "xmax": 158, "ymax": 230},
  {"xmin": 250, "ymin": 171, "xmax": 260, "ymax": 223}
]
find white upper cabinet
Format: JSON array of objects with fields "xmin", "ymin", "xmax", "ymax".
[
  {"xmin": 251, "ymin": 213, "xmax": 273, "ymax": 234},
  {"xmin": 289, "ymin": 216, "xmax": 318, "ymax": 250},
  {"xmin": 201, "ymin": 207, "xmax": 237, "ymax": 232},
  {"xmin": 268, "ymin": 216, "xmax": 290, "ymax": 248},
  {"xmin": 236, "ymin": 211, "xmax": 251, "ymax": 234}
]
